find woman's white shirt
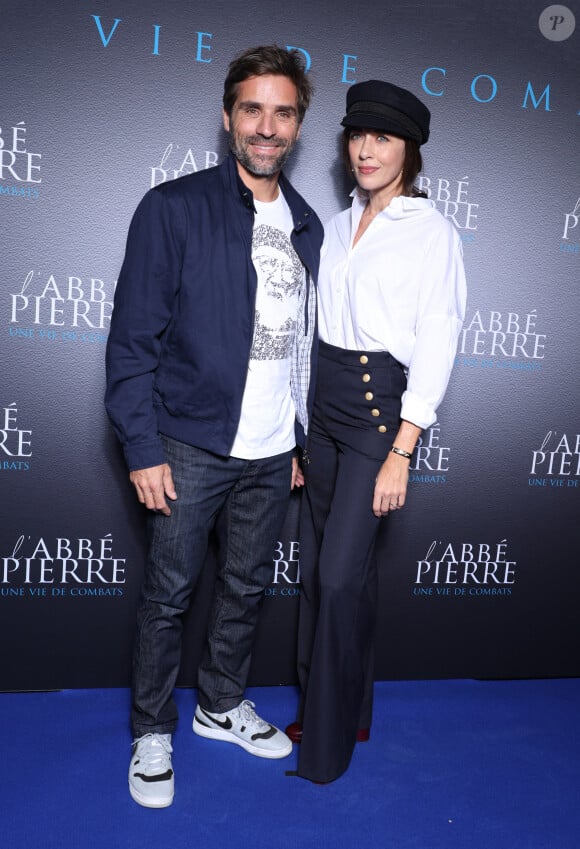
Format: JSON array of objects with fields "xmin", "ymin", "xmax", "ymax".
[{"xmin": 317, "ymin": 190, "xmax": 467, "ymax": 429}]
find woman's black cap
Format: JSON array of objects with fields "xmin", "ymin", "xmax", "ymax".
[{"xmin": 341, "ymin": 80, "xmax": 431, "ymax": 145}]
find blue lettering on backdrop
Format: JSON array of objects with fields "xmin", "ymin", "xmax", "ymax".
[
  {"xmin": 522, "ymin": 83, "xmax": 551, "ymax": 111},
  {"xmin": 422, "ymin": 67, "xmax": 553, "ymax": 110},
  {"xmin": 88, "ymin": 19, "xmax": 567, "ymax": 116},
  {"xmin": 470, "ymin": 74, "xmax": 497, "ymax": 103},
  {"xmin": 287, "ymin": 47, "xmax": 357, "ymax": 82},
  {"xmin": 341, "ymin": 54, "xmax": 357, "ymax": 83},
  {"xmin": 91, "ymin": 15, "xmax": 121, "ymax": 47},
  {"xmin": 92, "ymin": 15, "xmax": 213, "ymax": 62},
  {"xmin": 196, "ymin": 32, "xmax": 212, "ymax": 63},
  {"xmin": 286, "ymin": 46, "xmax": 311, "ymax": 72},
  {"xmin": 152, "ymin": 24, "xmax": 160, "ymax": 55},
  {"xmin": 422, "ymin": 67, "xmax": 446, "ymax": 97}
]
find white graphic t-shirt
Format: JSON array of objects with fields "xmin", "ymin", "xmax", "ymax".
[{"xmin": 231, "ymin": 191, "xmax": 305, "ymax": 459}]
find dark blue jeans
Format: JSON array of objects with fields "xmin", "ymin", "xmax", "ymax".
[{"xmin": 131, "ymin": 435, "xmax": 293, "ymax": 738}]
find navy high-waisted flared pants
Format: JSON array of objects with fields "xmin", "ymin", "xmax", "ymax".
[{"xmin": 296, "ymin": 340, "xmax": 406, "ymax": 783}]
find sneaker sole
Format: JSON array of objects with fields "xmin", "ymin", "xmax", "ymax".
[
  {"xmin": 129, "ymin": 780, "xmax": 174, "ymax": 808},
  {"xmin": 192, "ymin": 716, "xmax": 292, "ymax": 759}
]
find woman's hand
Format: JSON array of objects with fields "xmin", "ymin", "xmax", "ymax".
[
  {"xmin": 372, "ymin": 453, "xmax": 409, "ymax": 517},
  {"xmin": 373, "ymin": 420, "xmax": 422, "ymax": 516}
]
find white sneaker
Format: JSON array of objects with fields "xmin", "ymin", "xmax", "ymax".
[
  {"xmin": 129, "ymin": 733, "xmax": 174, "ymax": 808},
  {"xmin": 192, "ymin": 699, "xmax": 292, "ymax": 759}
]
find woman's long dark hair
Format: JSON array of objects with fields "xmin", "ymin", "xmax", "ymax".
[{"xmin": 341, "ymin": 128, "xmax": 427, "ymax": 197}]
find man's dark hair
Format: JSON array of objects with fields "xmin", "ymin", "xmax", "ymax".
[{"xmin": 223, "ymin": 45, "xmax": 312, "ymax": 123}]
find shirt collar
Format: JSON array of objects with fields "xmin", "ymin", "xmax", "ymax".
[{"xmin": 351, "ymin": 186, "xmax": 434, "ymax": 219}]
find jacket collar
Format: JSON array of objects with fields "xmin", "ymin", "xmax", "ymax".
[{"xmin": 223, "ymin": 152, "xmax": 312, "ymax": 232}]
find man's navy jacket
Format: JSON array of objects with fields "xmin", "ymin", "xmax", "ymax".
[{"xmin": 105, "ymin": 152, "xmax": 323, "ymax": 471}]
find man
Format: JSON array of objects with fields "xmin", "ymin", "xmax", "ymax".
[{"xmin": 105, "ymin": 45, "xmax": 322, "ymax": 808}]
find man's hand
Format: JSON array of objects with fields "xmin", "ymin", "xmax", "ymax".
[
  {"xmin": 291, "ymin": 455, "xmax": 304, "ymax": 489},
  {"xmin": 129, "ymin": 463, "xmax": 177, "ymax": 516}
]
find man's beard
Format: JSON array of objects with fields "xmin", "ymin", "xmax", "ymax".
[{"xmin": 229, "ymin": 130, "xmax": 296, "ymax": 177}]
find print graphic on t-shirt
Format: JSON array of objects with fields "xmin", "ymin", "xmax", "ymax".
[{"xmin": 250, "ymin": 224, "xmax": 303, "ymax": 361}]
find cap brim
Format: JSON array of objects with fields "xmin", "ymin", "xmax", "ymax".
[{"xmin": 341, "ymin": 112, "xmax": 423, "ymax": 143}]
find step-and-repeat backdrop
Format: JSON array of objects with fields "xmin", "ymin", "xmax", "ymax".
[{"xmin": 1, "ymin": 1, "xmax": 578, "ymax": 690}]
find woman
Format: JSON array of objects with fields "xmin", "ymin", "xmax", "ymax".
[{"xmin": 287, "ymin": 80, "xmax": 467, "ymax": 783}]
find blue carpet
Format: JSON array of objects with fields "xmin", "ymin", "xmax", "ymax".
[{"xmin": 2, "ymin": 680, "xmax": 579, "ymax": 849}]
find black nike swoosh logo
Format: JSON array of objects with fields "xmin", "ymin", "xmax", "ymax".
[
  {"xmin": 198, "ymin": 707, "xmax": 233, "ymax": 730},
  {"xmin": 251, "ymin": 725, "xmax": 277, "ymax": 741},
  {"xmin": 134, "ymin": 769, "xmax": 173, "ymax": 783}
]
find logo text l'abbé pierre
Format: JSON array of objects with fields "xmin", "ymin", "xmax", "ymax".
[
  {"xmin": 414, "ymin": 538, "xmax": 515, "ymax": 597},
  {"xmin": 0, "ymin": 122, "xmax": 41, "ymax": 199},
  {"xmin": 151, "ymin": 143, "xmax": 219, "ymax": 187},
  {"xmin": 455, "ymin": 308, "xmax": 546, "ymax": 373},
  {"xmin": 529, "ymin": 430, "xmax": 580, "ymax": 488},
  {"xmin": 0, "ymin": 403, "xmax": 32, "ymax": 471},
  {"xmin": 2, "ymin": 535, "xmax": 126, "ymax": 597},
  {"xmin": 9, "ymin": 272, "xmax": 114, "ymax": 341}
]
